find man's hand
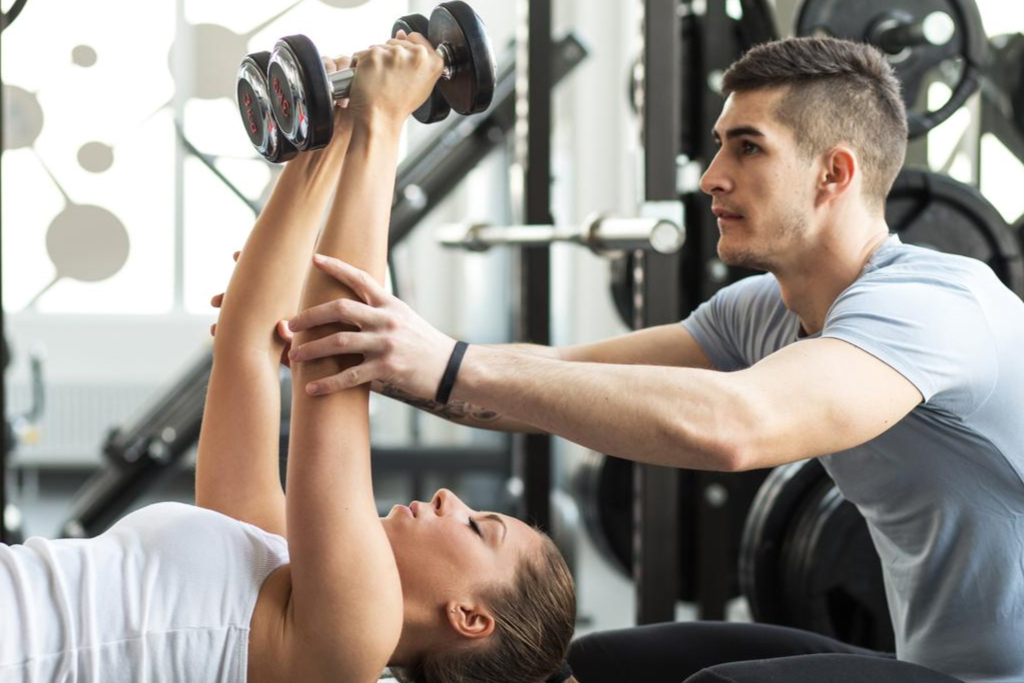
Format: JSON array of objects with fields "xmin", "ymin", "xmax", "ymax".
[
  {"xmin": 210, "ymin": 250, "xmax": 294, "ymax": 368},
  {"xmin": 287, "ymin": 254, "xmax": 456, "ymax": 398},
  {"xmin": 347, "ymin": 30, "xmax": 444, "ymax": 127}
]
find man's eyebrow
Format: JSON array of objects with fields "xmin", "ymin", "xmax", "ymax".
[
  {"xmin": 481, "ymin": 513, "xmax": 507, "ymax": 544},
  {"xmin": 712, "ymin": 126, "xmax": 767, "ymax": 140}
]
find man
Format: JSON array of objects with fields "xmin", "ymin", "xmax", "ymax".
[{"xmin": 276, "ymin": 37, "xmax": 1024, "ymax": 683}]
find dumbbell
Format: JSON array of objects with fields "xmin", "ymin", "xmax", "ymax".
[
  {"xmin": 266, "ymin": 0, "xmax": 495, "ymax": 154},
  {"xmin": 236, "ymin": 51, "xmax": 299, "ymax": 164}
]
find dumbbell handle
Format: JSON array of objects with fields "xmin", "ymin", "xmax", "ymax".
[{"xmin": 326, "ymin": 43, "xmax": 456, "ymax": 101}]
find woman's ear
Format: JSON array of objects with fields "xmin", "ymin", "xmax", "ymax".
[{"xmin": 445, "ymin": 601, "xmax": 496, "ymax": 640}]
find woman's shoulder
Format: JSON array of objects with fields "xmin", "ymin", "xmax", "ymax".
[{"xmin": 248, "ymin": 563, "xmax": 399, "ymax": 683}]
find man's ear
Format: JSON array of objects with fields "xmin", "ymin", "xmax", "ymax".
[
  {"xmin": 445, "ymin": 601, "xmax": 496, "ymax": 640},
  {"xmin": 816, "ymin": 146, "xmax": 857, "ymax": 207}
]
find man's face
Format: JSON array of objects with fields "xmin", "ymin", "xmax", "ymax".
[{"xmin": 699, "ymin": 87, "xmax": 819, "ymax": 272}]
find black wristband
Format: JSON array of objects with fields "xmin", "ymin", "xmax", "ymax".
[
  {"xmin": 545, "ymin": 661, "xmax": 573, "ymax": 683},
  {"xmin": 435, "ymin": 341, "xmax": 469, "ymax": 406}
]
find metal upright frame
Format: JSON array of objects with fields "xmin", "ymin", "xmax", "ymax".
[
  {"xmin": 514, "ymin": 0, "xmax": 554, "ymax": 532},
  {"xmin": 1, "ymin": 26, "xmax": 9, "ymax": 545},
  {"xmin": 634, "ymin": 0, "xmax": 684, "ymax": 625}
]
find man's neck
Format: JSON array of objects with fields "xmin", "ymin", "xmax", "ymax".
[{"xmin": 774, "ymin": 221, "xmax": 891, "ymax": 335}]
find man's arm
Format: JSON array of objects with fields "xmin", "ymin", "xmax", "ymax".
[
  {"xmin": 287, "ymin": 259, "xmax": 921, "ymax": 469},
  {"xmin": 368, "ymin": 342, "xmax": 555, "ymax": 432},
  {"xmin": 451, "ymin": 336, "xmax": 921, "ymax": 470},
  {"xmin": 288, "ymin": 297, "xmax": 716, "ymax": 432}
]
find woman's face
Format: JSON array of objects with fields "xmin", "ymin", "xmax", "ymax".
[{"xmin": 381, "ymin": 488, "xmax": 541, "ymax": 607}]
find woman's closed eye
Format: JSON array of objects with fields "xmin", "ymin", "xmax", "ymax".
[{"xmin": 468, "ymin": 518, "xmax": 483, "ymax": 537}]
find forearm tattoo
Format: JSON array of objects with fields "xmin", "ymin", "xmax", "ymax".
[{"xmin": 379, "ymin": 383, "xmax": 502, "ymax": 423}]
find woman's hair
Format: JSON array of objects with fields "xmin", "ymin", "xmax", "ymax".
[{"xmin": 393, "ymin": 531, "xmax": 576, "ymax": 683}]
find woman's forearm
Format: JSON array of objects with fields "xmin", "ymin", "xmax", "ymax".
[{"xmin": 213, "ymin": 122, "xmax": 353, "ymax": 365}]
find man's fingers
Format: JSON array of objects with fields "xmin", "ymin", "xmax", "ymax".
[
  {"xmin": 211, "ymin": 293, "xmax": 224, "ymax": 308},
  {"xmin": 307, "ymin": 359, "xmax": 386, "ymax": 396},
  {"xmin": 210, "ymin": 323, "xmax": 217, "ymax": 337},
  {"xmin": 311, "ymin": 253, "xmax": 385, "ymax": 304},
  {"xmin": 233, "ymin": 251, "xmax": 240, "ymax": 262},
  {"xmin": 290, "ymin": 331, "xmax": 386, "ymax": 363},
  {"xmin": 289, "ymin": 297, "xmax": 388, "ymax": 332}
]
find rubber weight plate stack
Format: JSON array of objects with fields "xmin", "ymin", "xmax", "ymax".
[
  {"xmin": 780, "ymin": 478, "xmax": 895, "ymax": 651},
  {"xmin": 739, "ymin": 458, "xmax": 831, "ymax": 627},
  {"xmin": 887, "ymin": 169, "xmax": 1024, "ymax": 298},
  {"xmin": 740, "ymin": 458, "xmax": 893, "ymax": 650},
  {"xmin": 794, "ymin": 0, "xmax": 987, "ymax": 138}
]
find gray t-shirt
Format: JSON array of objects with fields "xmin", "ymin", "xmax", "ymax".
[{"xmin": 683, "ymin": 235, "xmax": 1024, "ymax": 683}]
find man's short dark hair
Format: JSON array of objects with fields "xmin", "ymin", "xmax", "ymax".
[{"xmin": 721, "ymin": 37, "xmax": 908, "ymax": 208}]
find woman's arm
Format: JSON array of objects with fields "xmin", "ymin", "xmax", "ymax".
[
  {"xmin": 282, "ymin": 36, "xmax": 444, "ymax": 681},
  {"xmin": 194, "ymin": 59, "xmax": 354, "ymax": 536}
]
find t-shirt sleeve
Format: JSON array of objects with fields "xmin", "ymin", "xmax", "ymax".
[
  {"xmin": 681, "ymin": 275, "xmax": 776, "ymax": 371},
  {"xmin": 821, "ymin": 276, "xmax": 998, "ymax": 414}
]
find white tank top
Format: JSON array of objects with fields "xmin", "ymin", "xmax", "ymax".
[{"xmin": 0, "ymin": 502, "xmax": 290, "ymax": 683}]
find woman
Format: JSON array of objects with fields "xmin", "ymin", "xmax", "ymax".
[{"xmin": 0, "ymin": 33, "xmax": 575, "ymax": 683}]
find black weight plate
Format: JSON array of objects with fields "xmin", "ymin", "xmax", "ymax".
[
  {"xmin": 236, "ymin": 51, "xmax": 298, "ymax": 163},
  {"xmin": 430, "ymin": 1, "xmax": 496, "ymax": 115},
  {"xmin": 887, "ymin": 169, "xmax": 1024, "ymax": 298},
  {"xmin": 394, "ymin": 13, "xmax": 452, "ymax": 124},
  {"xmin": 738, "ymin": 458, "xmax": 828, "ymax": 625},
  {"xmin": 268, "ymin": 34, "xmax": 334, "ymax": 152},
  {"xmin": 782, "ymin": 479, "xmax": 895, "ymax": 650},
  {"xmin": 794, "ymin": 0, "xmax": 986, "ymax": 138}
]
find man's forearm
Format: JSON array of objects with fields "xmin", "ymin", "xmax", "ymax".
[
  {"xmin": 452, "ymin": 345, "xmax": 752, "ymax": 470},
  {"xmin": 372, "ymin": 342, "xmax": 560, "ymax": 433}
]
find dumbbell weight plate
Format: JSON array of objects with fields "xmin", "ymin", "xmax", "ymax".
[
  {"xmin": 236, "ymin": 51, "xmax": 298, "ymax": 163},
  {"xmin": 393, "ymin": 13, "xmax": 452, "ymax": 124},
  {"xmin": 267, "ymin": 34, "xmax": 335, "ymax": 152},
  {"xmin": 430, "ymin": 1, "xmax": 496, "ymax": 116}
]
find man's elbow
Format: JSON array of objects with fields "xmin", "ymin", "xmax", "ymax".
[
  {"xmin": 714, "ymin": 437, "xmax": 759, "ymax": 472},
  {"xmin": 705, "ymin": 407, "xmax": 770, "ymax": 473}
]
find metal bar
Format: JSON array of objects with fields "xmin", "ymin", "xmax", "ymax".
[
  {"xmin": 635, "ymin": 0, "xmax": 684, "ymax": 626},
  {"xmin": 436, "ymin": 216, "xmax": 685, "ymax": 254},
  {"xmin": 513, "ymin": 0, "xmax": 553, "ymax": 533}
]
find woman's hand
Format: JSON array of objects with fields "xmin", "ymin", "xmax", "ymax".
[
  {"xmin": 347, "ymin": 30, "xmax": 444, "ymax": 128},
  {"xmin": 287, "ymin": 254, "xmax": 457, "ymax": 398}
]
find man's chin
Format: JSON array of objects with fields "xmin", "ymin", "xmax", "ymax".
[{"xmin": 717, "ymin": 244, "xmax": 771, "ymax": 273}]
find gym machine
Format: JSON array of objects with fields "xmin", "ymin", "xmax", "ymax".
[{"xmin": 57, "ymin": 31, "xmax": 589, "ymax": 539}]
